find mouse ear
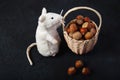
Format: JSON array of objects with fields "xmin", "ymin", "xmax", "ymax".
[
  {"xmin": 41, "ymin": 7, "xmax": 47, "ymax": 15},
  {"xmin": 39, "ymin": 15, "xmax": 46, "ymax": 22}
]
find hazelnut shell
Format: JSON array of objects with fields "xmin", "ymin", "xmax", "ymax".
[
  {"xmin": 72, "ymin": 31, "xmax": 82, "ymax": 40},
  {"xmin": 80, "ymin": 28, "xmax": 88, "ymax": 35},
  {"xmin": 69, "ymin": 32, "xmax": 73, "ymax": 38},
  {"xmin": 84, "ymin": 32, "xmax": 93, "ymax": 40},
  {"xmin": 76, "ymin": 15, "xmax": 84, "ymax": 20},
  {"xmin": 67, "ymin": 67, "xmax": 76, "ymax": 75},
  {"xmin": 82, "ymin": 22, "xmax": 89, "ymax": 28},
  {"xmin": 75, "ymin": 60, "xmax": 84, "ymax": 68},
  {"xmin": 69, "ymin": 23, "xmax": 78, "ymax": 33},
  {"xmin": 84, "ymin": 17, "xmax": 91, "ymax": 22},
  {"xmin": 82, "ymin": 67, "xmax": 90, "ymax": 75},
  {"xmin": 76, "ymin": 19, "xmax": 84, "ymax": 25},
  {"xmin": 90, "ymin": 28, "xmax": 96, "ymax": 35},
  {"xmin": 66, "ymin": 28, "xmax": 70, "ymax": 33},
  {"xmin": 90, "ymin": 22, "xmax": 95, "ymax": 28}
]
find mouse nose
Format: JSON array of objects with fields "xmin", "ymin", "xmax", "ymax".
[
  {"xmin": 60, "ymin": 17, "xmax": 65, "ymax": 24},
  {"xmin": 62, "ymin": 17, "xmax": 65, "ymax": 22}
]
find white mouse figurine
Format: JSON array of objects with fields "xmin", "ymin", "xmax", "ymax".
[{"xmin": 26, "ymin": 7, "xmax": 64, "ymax": 66}]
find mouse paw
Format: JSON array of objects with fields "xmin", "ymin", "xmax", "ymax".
[
  {"xmin": 53, "ymin": 39, "xmax": 58, "ymax": 44},
  {"xmin": 52, "ymin": 53, "xmax": 56, "ymax": 57},
  {"xmin": 50, "ymin": 50, "xmax": 57, "ymax": 56}
]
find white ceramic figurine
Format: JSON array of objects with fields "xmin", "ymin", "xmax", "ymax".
[{"xmin": 26, "ymin": 8, "xmax": 64, "ymax": 65}]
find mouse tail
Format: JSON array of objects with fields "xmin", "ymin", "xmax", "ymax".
[{"xmin": 26, "ymin": 43, "xmax": 36, "ymax": 66}]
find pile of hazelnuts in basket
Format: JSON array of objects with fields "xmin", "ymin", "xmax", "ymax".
[{"xmin": 65, "ymin": 15, "xmax": 97, "ymax": 40}]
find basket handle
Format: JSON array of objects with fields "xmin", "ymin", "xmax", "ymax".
[{"xmin": 63, "ymin": 6, "xmax": 102, "ymax": 31}]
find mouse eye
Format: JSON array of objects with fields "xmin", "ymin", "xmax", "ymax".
[{"xmin": 51, "ymin": 17, "xmax": 54, "ymax": 19}]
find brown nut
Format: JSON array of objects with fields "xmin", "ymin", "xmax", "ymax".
[
  {"xmin": 70, "ymin": 19, "xmax": 77, "ymax": 24},
  {"xmin": 84, "ymin": 17, "xmax": 91, "ymax": 22},
  {"xmin": 76, "ymin": 19, "xmax": 84, "ymax": 25},
  {"xmin": 90, "ymin": 28, "xmax": 96, "ymax": 35},
  {"xmin": 72, "ymin": 31, "xmax": 82, "ymax": 40},
  {"xmin": 84, "ymin": 32, "xmax": 93, "ymax": 40},
  {"xmin": 69, "ymin": 23, "xmax": 78, "ymax": 33},
  {"xmin": 90, "ymin": 22, "xmax": 95, "ymax": 28},
  {"xmin": 75, "ymin": 60, "xmax": 84, "ymax": 68},
  {"xmin": 87, "ymin": 22, "xmax": 95, "ymax": 30},
  {"xmin": 66, "ymin": 28, "xmax": 70, "ymax": 33},
  {"xmin": 82, "ymin": 22, "xmax": 89, "ymax": 28},
  {"xmin": 80, "ymin": 28, "xmax": 88, "ymax": 35},
  {"xmin": 69, "ymin": 32, "xmax": 73, "ymax": 38},
  {"xmin": 76, "ymin": 15, "xmax": 84, "ymax": 20},
  {"xmin": 82, "ymin": 67, "xmax": 90, "ymax": 75},
  {"xmin": 67, "ymin": 67, "xmax": 76, "ymax": 75}
]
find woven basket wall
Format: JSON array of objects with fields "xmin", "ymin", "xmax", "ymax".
[{"xmin": 64, "ymin": 21, "xmax": 99, "ymax": 55}]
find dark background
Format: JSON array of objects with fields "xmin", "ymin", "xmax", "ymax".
[{"xmin": 0, "ymin": 0, "xmax": 120, "ymax": 80}]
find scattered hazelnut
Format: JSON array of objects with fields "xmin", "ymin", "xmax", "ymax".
[
  {"xmin": 82, "ymin": 22, "xmax": 89, "ymax": 28},
  {"xmin": 82, "ymin": 67, "xmax": 90, "ymax": 75},
  {"xmin": 76, "ymin": 15, "xmax": 84, "ymax": 20},
  {"xmin": 76, "ymin": 19, "xmax": 84, "ymax": 25},
  {"xmin": 69, "ymin": 23, "xmax": 78, "ymax": 33},
  {"xmin": 84, "ymin": 17, "xmax": 91, "ymax": 22},
  {"xmin": 75, "ymin": 60, "xmax": 84, "ymax": 68},
  {"xmin": 72, "ymin": 31, "xmax": 82, "ymax": 40},
  {"xmin": 80, "ymin": 28, "xmax": 88, "ymax": 35},
  {"xmin": 90, "ymin": 28, "xmax": 96, "ymax": 35},
  {"xmin": 67, "ymin": 67, "xmax": 76, "ymax": 75},
  {"xmin": 85, "ymin": 32, "xmax": 93, "ymax": 39}
]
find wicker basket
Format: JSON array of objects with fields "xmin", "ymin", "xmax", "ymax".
[{"xmin": 62, "ymin": 7, "xmax": 102, "ymax": 55}]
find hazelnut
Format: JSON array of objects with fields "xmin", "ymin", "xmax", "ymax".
[
  {"xmin": 75, "ymin": 60, "xmax": 84, "ymax": 68},
  {"xmin": 80, "ymin": 28, "xmax": 88, "ymax": 35},
  {"xmin": 76, "ymin": 19, "xmax": 84, "ymax": 25},
  {"xmin": 70, "ymin": 19, "xmax": 77, "ymax": 24},
  {"xmin": 82, "ymin": 22, "xmax": 89, "ymax": 28},
  {"xmin": 76, "ymin": 15, "xmax": 84, "ymax": 20},
  {"xmin": 67, "ymin": 67, "xmax": 76, "ymax": 75},
  {"xmin": 87, "ymin": 22, "xmax": 95, "ymax": 30},
  {"xmin": 69, "ymin": 23, "xmax": 78, "ymax": 33},
  {"xmin": 90, "ymin": 28, "xmax": 96, "ymax": 35},
  {"xmin": 66, "ymin": 28, "xmax": 70, "ymax": 33},
  {"xmin": 84, "ymin": 17, "xmax": 91, "ymax": 22},
  {"xmin": 69, "ymin": 32, "xmax": 73, "ymax": 38},
  {"xmin": 82, "ymin": 67, "xmax": 90, "ymax": 75},
  {"xmin": 72, "ymin": 31, "xmax": 82, "ymax": 40},
  {"xmin": 90, "ymin": 22, "xmax": 95, "ymax": 28},
  {"xmin": 84, "ymin": 32, "xmax": 93, "ymax": 40}
]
